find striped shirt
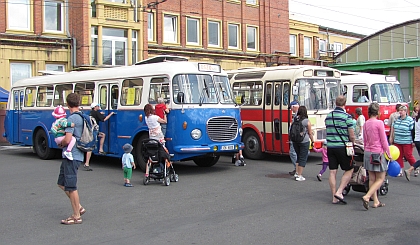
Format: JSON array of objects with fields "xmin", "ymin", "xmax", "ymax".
[
  {"xmin": 392, "ymin": 116, "xmax": 414, "ymax": 144},
  {"xmin": 325, "ymin": 107, "xmax": 354, "ymax": 148}
]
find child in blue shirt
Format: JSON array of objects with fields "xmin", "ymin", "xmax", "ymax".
[{"xmin": 122, "ymin": 143, "xmax": 136, "ymax": 187}]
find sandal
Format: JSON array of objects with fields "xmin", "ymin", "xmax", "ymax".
[
  {"xmin": 79, "ymin": 207, "xmax": 86, "ymax": 216},
  {"xmin": 84, "ymin": 165, "xmax": 93, "ymax": 171},
  {"xmin": 61, "ymin": 215, "xmax": 82, "ymax": 225},
  {"xmin": 362, "ymin": 197, "xmax": 369, "ymax": 210},
  {"xmin": 99, "ymin": 151, "xmax": 106, "ymax": 155},
  {"xmin": 372, "ymin": 202, "xmax": 385, "ymax": 208}
]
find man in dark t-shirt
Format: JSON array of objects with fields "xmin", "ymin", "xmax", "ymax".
[{"xmin": 83, "ymin": 103, "xmax": 114, "ymax": 170}]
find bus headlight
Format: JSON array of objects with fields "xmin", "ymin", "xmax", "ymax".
[
  {"xmin": 239, "ymin": 128, "xmax": 243, "ymax": 136},
  {"xmin": 191, "ymin": 129, "xmax": 202, "ymax": 140}
]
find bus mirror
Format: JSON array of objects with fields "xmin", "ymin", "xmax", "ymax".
[
  {"xmin": 292, "ymin": 86, "xmax": 298, "ymax": 95},
  {"xmin": 177, "ymin": 92, "xmax": 185, "ymax": 104},
  {"xmin": 407, "ymin": 95, "xmax": 412, "ymax": 103}
]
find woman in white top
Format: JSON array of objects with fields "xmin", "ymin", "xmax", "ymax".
[{"xmin": 144, "ymin": 104, "xmax": 167, "ymax": 144}]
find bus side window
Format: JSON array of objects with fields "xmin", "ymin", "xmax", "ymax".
[
  {"xmin": 37, "ymin": 85, "xmax": 53, "ymax": 107},
  {"xmin": 111, "ymin": 85, "xmax": 119, "ymax": 109},
  {"xmin": 75, "ymin": 82, "xmax": 95, "ymax": 107},
  {"xmin": 25, "ymin": 87, "xmax": 36, "ymax": 107},
  {"xmin": 283, "ymin": 83, "xmax": 290, "ymax": 106},
  {"xmin": 53, "ymin": 84, "xmax": 73, "ymax": 106},
  {"xmin": 265, "ymin": 84, "xmax": 272, "ymax": 106},
  {"xmin": 121, "ymin": 79, "xmax": 143, "ymax": 106}
]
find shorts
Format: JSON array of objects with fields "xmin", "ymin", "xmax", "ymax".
[
  {"xmin": 123, "ymin": 167, "xmax": 133, "ymax": 180},
  {"xmin": 57, "ymin": 158, "xmax": 82, "ymax": 191},
  {"xmin": 327, "ymin": 147, "xmax": 353, "ymax": 171}
]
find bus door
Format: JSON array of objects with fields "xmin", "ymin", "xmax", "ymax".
[
  {"xmin": 98, "ymin": 83, "xmax": 119, "ymax": 154},
  {"xmin": 12, "ymin": 89, "xmax": 24, "ymax": 143},
  {"xmin": 264, "ymin": 81, "xmax": 290, "ymax": 154}
]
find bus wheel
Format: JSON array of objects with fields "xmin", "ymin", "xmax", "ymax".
[
  {"xmin": 134, "ymin": 134, "xmax": 148, "ymax": 172},
  {"xmin": 193, "ymin": 155, "xmax": 220, "ymax": 167},
  {"xmin": 243, "ymin": 131, "xmax": 263, "ymax": 160},
  {"xmin": 34, "ymin": 129, "xmax": 56, "ymax": 160}
]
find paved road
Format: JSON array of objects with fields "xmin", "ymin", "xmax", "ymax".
[{"xmin": 0, "ymin": 145, "xmax": 419, "ymax": 245}]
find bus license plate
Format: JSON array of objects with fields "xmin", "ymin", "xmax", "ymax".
[{"xmin": 221, "ymin": 145, "xmax": 234, "ymax": 150}]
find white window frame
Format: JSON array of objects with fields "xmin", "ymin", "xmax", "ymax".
[
  {"xmin": 246, "ymin": 26, "xmax": 258, "ymax": 51},
  {"xmin": 289, "ymin": 35, "xmax": 297, "ymax": 56},
  {"xmin": 44, "ymin": 0, "xmax": 64, "ymax": 33},
  {"xmin": 228, "ymin": 23, "xmax": 240, "ymax": 49},
  {"xmin": 46, "ymin": 64, "xmax": 65, "ymax": 72},
  {"xmin": 163, "ymin": 14, "xmax": 178, "ymax": 43},
  {"xmin": 208, "ymin": 20, "xmax": 221, "ymax": 47},
  {"xmin": 334, "ymin": 43, "xmax": 343, "ymax": 53},
  {"xmin": 147, "ymin": 12, "xmax": 154, "ymax": 42},
  {"xmin": 319, "ymin": 39, "xmax": 326, "ymax": 53},
  {"xmin": 186, "ymin": 17, "xmax": 200, "ymax": 45},
  {"xmin": 8, "ymin": 0, "xmax": 30, "ymax": 30},
  {"xmin": 10, "ymin": 63, "xmax": 32, "ymax": 86},
  {"xmin": 102, "ymin": 28, "xmax": 128, "ymax": 66},
  {"xmin": 246, "ymin": 0, "xmax": 257, "ymax": 5},
  {"xmin": 132, "ymin": 30, "xmax": 138, "ymax": 64},
  {"xmin": 304, "ymin": 36, "xmax": 311, "ymax": 57}
]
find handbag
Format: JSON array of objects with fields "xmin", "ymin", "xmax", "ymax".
[
  {"xmin": 351, "ymin": 165, "xmax": 367, "ymax": 185},
  {"xmin": 370, "ymin": 153, "xmax": 382, "ymax": 165},
  {"xmin": 332, "ymin": 112, "xmax": 355, "ymax": 156}
]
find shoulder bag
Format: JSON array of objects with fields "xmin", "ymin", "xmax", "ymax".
[{"xmin": 332, "ymin": 112, "xmax": 355, "ymax": 156}]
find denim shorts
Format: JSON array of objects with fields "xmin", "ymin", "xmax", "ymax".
[{"xmin": 57, "ymin": 159, "xmax": 82, "ymax": 191}]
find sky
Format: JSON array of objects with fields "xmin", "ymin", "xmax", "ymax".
[{"xmin": 289, "ymin": 0, "xmax": 420, "ymax": 36}]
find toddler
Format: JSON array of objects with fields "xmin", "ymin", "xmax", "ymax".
[
  {"xmin": 51, "ymin": 105, "xmax": 75, "ymax": 160},
  {"xmin": 313, "ymin": 140, "xmax": 328, "ymax": 181},
  {"xmin": 122, "ymin": 143, "xmax": 136, "ymax": 187}
]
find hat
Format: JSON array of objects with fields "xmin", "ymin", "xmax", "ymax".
[
  {"xmin": 90, "ymin": 103, "xmax": 100, "ymax": 108},
  {"xmin": 123, "ymin": 143, "xmax": 133, "ymax": 153},
  {"xmin": 290, "ymin": 100, "xmax": 299, "ymax": 107},
  {"xmin": 52, "ymin": 105, "xmax": 67, "ymax": 119}
]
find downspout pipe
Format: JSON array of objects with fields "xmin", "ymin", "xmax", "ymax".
[{"xmin": 65, "ymin": 0, "xmax": 76, "ymax": 69}]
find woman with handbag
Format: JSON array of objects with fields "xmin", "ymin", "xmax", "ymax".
[{"xmin": 361, "ymin": 102, "xmax": 391, "ymax": 210}]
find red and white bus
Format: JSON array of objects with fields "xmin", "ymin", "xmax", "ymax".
[
  {"xmin": 227, "ymin": 66, "xmax": 341, "ymax": 159},
  {"xmin": 340, "ymin": 72, "xmax": 410, "ymax": 135}
]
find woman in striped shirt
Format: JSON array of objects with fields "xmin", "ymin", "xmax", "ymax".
[{"xmin": 389, "ymin": 105, "xmax": 416, "ymax": 177}]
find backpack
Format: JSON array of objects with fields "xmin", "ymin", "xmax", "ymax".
[
  {"xmin": 74, "ymin": 111, "xmax": 99, "ymax": 152},
  {"xmin": 289, "ymin": 117, "xmax": 306, "ymax": 143}
]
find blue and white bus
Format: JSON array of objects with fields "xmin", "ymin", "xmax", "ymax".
[{"xmin": 3, "ymin": 56, "xmax": 243, "ymax": 170}]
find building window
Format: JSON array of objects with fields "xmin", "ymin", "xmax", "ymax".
[
  {"xmin": 228, "ymin": 24, "xmax": 239, "ymax": 49},
  {"xmin": 102, "ymin": 28, "xmax": 127, "ymax": 66},
  {"xmin": 148, "ymin": 12, "xmax": 154, "ymax": 41},
  {"xmin": 8, "ymin": 0, "xmax": 30, "ymax": 30},
  {"xmin": 304, "ymin": 37, "xmax": 311, "ymax": 57},
  {"xmin": 319, "ymin": 39, "xmax": 326, "ymax": 53},
  {"xmin": 91, "ymin": 27, "xmax": 98, "ymax": 65},
  {"xmin": 186, "ymin": 17, "xmax": 200, "ymax": 45},
  {"xmin": 164, "ymin": 14, "xmax": 178, "ymax": 43},
  {"xmin": 246, "ymin": 0, "xmax": 257, "ymax": 4},
  {"xmin": 104, "ymin": 0, "xmax": 126, "ymax": 2},
  {"xmin": 247, "ymin": 26, "xmax": 258, "ymax": 51},
  {"xmin": 44, "ymin": 0, "xmax": 64, "ymax": 32},
  {"xmin": 334, "ymin": 43, "xmax": 343, "ymax": 53},
  {"xmin": 208, "ymin": 21, "xmax": 220, "ymax": 47},
  {"xmin": 132, "ymin": 30, "xmax": 138, "ymax": 64},
  {"xmin": 91, "ymin": 0, "xmax": 96, "ymax": 17},
  {"xmin": 10, "ymin": 63, "xmax": 32, "ymax": 85},
  {"xmin": 46, "ymin": 64, "xmax": 65, "ymax": 72},
  {"xmin": 289, "ymin": 35, "xmax": 296, "ymax": 55}
]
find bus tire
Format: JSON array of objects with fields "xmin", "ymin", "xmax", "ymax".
[
  {"xmin": 134, "ymin": 134, "xmax": 148, "ymax": 172},
  {"xmin": 34, "ymin": 129, "xmax": 56, "ymax": 160},
  {"xmin": 243, "ymin": 131, "xmax": 263, "ymax": 160},
  {"xmin": 193, "ymin": 155, "xmax": 220, "ymax": 167}
]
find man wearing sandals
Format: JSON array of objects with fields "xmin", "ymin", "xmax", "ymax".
[{"xmin": 57, "ymin": 93, "xmax": 86, "ymax": 225}]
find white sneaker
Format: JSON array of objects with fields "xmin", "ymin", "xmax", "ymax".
[
  {"xmin": 414, "ymin": 168, "xmax": 419, "ymax": 177},
  {"xmin": 294, "ymin": 172, "xmax": 298, "ymax": 178},
  {"xmin": 295, "ymin": 175, "xmax": 306, "ymax": 181},
  {"xmin": 64, "ymin": 151, "xmax": 73, "ymax": 161}
]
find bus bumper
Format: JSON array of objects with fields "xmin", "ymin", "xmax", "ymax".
[{"xmin": 173, "ymin": 142, "xmax": 244, "ymax": 153}]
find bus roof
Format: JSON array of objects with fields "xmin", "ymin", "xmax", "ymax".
[
  {"xmin": 341, "ymin": 74, "xmax": 398, "ymax": 84},
  {"xmin": 227, "ymin": 65, "xmax": 337, "ymax": 74},
  {"xmin": 13, "ymin": 61, "xmax": 226, "ymax": 88}
]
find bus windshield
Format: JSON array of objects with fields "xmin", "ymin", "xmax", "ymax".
[
  {"xmin": 393, "ymin": 84, "xmax": 406, "ymax": 102},
  {"xmin": 296, "ymin": 78, "xmax": 327, "ymax": 110},
  {"xmin": 326, "ymin": 79, "xmax": 340, "ymax": 109},
  {"xmin": 172, "ymin": 74, "xmax": 218, "ymax": 104},
  {"xmin": 214, "ymin": 75, "xmax": 234, "ymax": 104},
  {"xmin": 370, "ymin": 83, "xmax": 400, "ymax": 103}
]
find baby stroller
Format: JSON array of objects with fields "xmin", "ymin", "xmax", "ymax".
[
  {"xmin": 142, "ymin": 139, "xmax": 178, "ymax": 186},
  {"xmin": 342, "ymin": 144, "xmax": 389, "ymax": 196}
]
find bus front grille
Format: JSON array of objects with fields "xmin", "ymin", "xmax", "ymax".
[{"xmin": 207, "ymin": 117, "xmax": 238, "ymax": 142}]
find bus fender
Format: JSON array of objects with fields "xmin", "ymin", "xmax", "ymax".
[
  {"xmin": 33, "ymin": 123, "xmax": 54, "ymax": 148},
  {"xmin": 242, "ymin": 123, "xmax": 266, "ymax": 153}
]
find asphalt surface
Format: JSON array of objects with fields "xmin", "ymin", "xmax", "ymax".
[{"xmin": 0, "ymin": 145, "xmax": 419, "ymax": 245}]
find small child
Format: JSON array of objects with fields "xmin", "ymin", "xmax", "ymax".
[
  {"xmin": 122, "ymin": 143, "xmax": 136, "ymax": 187},
  {"xmin": 51, "ymin": 105, "xmax": 76, "ymax": 160},
  {"xmin": 234, "ymin": 150, "xmax": 246, "ymax": 166},
  {"xmin": 155, "ymin": 98, "xmax": 170, "ymax": 136},
  {"xmin": 313, "ymin": 140, "xmax": 328, "ymax": 181}
]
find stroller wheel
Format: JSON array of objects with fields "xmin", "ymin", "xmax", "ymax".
[
  {"xmin": 171, "ymin": 174, "xmax": 179, "ymax": 182},
  {"xmin": 164, "ymin": 176, "xmax": 171, "ymax": 186},
  {"xmin": 379, "ymin": 185, "xmax": 388, "ymax": 196},
  {"xmin": 143, "ymin": 178, "xmax": 149, "ymax": 185},
  {"xmin": 342, "ymin": 185, "xmax": 350, "ymax": 196}
]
